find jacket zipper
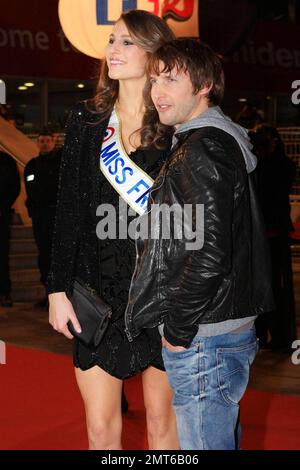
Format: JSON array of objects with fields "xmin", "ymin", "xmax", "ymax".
[{"xmin": 124, "ymin": 173, "xmax": 167, "ymax": 342}]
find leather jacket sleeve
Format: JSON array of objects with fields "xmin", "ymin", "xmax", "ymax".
[
  {"xmin": 46, "ymin": 105, "xmax": 83, "ymax": 294},
  {"xmin": 163, "ymin": 138, "xmax": 236, "ymax": 347}
]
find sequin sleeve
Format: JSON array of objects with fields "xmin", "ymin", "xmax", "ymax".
[{"xmin": 46, "ymin": 104, "xmax": 84, "ymax": 294}]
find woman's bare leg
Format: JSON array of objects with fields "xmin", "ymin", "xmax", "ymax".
[
  {"xmin": 142, "ymin": 366, "xmax": 179, "ymax": 450},
  {"xmin": 75, "ymin": 366, "xmax": 123, "ymax": 450}
]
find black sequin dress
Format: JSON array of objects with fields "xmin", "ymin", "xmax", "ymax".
[{"xmin": 74, "ymin": 144, "xmax": 167, "ymax": 378}]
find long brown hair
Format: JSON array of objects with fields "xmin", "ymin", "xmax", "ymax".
[{"xmin": 88, "ymin": 9, "xmax": 175, "ymax": 148}]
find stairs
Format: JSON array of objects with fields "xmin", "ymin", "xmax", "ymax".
[{"xmin": 9, "ymin": 225, "xmax": 45, "ymax": 302}]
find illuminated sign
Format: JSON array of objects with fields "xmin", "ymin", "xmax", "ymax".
[{"xmin": 58, "ymin": 0, "xmax": 198, "ymax": 58}]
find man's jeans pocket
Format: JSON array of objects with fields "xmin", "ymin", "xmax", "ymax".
[{"xmin": 216, "ymin": 339, "xmax": 258, "ymax": 405}]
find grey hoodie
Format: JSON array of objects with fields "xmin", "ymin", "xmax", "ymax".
[{"xmin": 172, "ymin": 105, "xmax": 257, "ymax": 174}]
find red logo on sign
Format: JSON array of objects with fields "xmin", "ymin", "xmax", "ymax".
[{"xmin": 161, "ymin": 0, "xmax": 194, "ymax": 21}]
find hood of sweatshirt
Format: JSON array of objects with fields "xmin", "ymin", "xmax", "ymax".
[{"xmin": 172, "ymin": 106, "xmax": 257, "ymax": 173}]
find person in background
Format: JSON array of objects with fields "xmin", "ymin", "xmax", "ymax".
[
  {"xmin": 251, "ymin": 124, "xmax": 297, "ymax": 351},
  {"xmin": 24, "ymin": 131, "xmax": 62, "ymax": 309},
  {"xmin": 236, "ymin": 102, "xmax": 262, "ymax": 130},
  {"xmin": 0, "ymin": 152, "xmax": 21, "ymax": 307}
]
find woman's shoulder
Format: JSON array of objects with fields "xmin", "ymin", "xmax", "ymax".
[{"xmin": 66, "ymin": 100, "xmax": 103, "ymax": 126}]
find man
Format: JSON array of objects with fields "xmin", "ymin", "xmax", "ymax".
[
  {"xmin": 24, "ymin": 131, "xmax": 62, "ymax": 308},
  {"xmin": 124, "ymin": 39, "xmax": 274, "ymax": 450},
  {"xmin": 0, "ymin": 152, "xmax": 20, "ymax": 307}
]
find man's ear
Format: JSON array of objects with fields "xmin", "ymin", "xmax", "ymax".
[{"xmin": 199, "ymin": 83, "xmax": 213, "ymax": 98}]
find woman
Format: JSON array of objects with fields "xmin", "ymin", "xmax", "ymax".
[{"xmin": 48, "ymin": 10, "xmax": 179, "ymax": 450}]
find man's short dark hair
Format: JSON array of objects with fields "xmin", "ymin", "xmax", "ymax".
[{"xmin": 148, "ymin": 38, "xmax": 225, "ymax": 105}]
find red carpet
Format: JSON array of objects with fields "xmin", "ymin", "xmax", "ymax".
[{"xmin": 0, "ymin": 345, "xmax": 299, "ymax": 450}]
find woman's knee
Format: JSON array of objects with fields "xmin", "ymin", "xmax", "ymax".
[
  {"xmin": 87, "ymin": 416, "xmax": 122, "ymax": 450},
  {"xmin": 145, "ymin": 404, "xmax": 175, "ymax": 438}
]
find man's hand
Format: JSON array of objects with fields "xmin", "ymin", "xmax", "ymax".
[{"xmin": 162, "ymin": 336, "xmax": 187, "ymax": 352}]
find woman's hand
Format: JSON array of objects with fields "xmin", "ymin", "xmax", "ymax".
[{"xmin": 49, "ymin": 292, "xmax": 82, "ymax": 340}]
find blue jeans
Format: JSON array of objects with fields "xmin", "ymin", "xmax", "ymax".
[{"xmin": 162, "ymin": 328, "xmax": 258, "ymax": 450}]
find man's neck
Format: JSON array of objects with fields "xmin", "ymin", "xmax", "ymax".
[{"xmin": 175, "ymin": 101, "xmax": 210, "ymax": 130}]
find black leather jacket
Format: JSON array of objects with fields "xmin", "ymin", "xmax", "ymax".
[{"xmin": 125, "ymin": 127, "xmax": 274, "ymax": 347}]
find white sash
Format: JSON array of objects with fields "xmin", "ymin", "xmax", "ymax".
[{"xmin": 99, "ymin": 109, "xmax": 154, "ymax": 215}]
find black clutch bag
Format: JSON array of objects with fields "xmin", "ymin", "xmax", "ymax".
[{"xmin": 67, "ymin": 279, "xmax": 112, "ymax": 348}]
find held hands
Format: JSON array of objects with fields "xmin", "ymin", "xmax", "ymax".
[
  {"xmin": 48, "ymin": 292, "xmax": 82, "ymax": 340},
  {"xmin": 162, "ymin": 336, "xmax": 187, "ymax": 352}
]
